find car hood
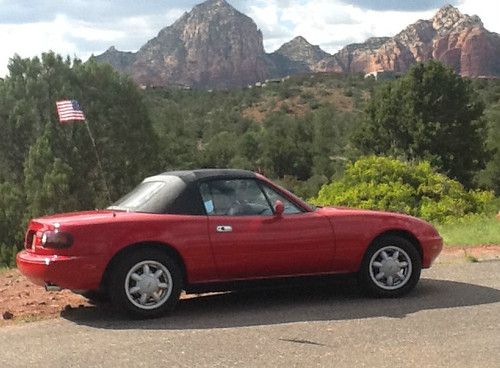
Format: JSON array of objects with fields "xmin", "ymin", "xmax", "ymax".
[
  {"xmin": 319, "ymin": 205, "xmax": 442, "ymax": 240},
  {"xmin": 317, "ymin": 206, "xmax": 423, "ymax": 222}
]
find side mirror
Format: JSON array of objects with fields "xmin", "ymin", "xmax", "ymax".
[{"xmin": 274, "ymin": 200, "xmax": 284, "ymax": 216}]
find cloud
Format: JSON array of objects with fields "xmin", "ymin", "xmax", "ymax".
[
  {"xmin": 339, "ymin": 0, "xmax": 460, "ymax": 12},
  {"xmin": 239, "ymin": 0, "xmax": 499, "ymax": 54},
  {"xmin": 0, "ymin": 6, "xmax": 189, "ymax": 77},
  {"xmin": 458, "ymin": 0, "xmax": 499, "ymax": 34},
  {"xmin": 261, "ymin": 0, "xmax": 436, "ymax": 53},
  {"xmin": 0, "ymin": 18, "xmax": 85, "ymax": 74},
  {"xmin": 0, "ymin": 1, "xmax": 199, "ymax": 24}
]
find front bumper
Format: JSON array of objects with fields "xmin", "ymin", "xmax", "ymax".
[
  {"xmin": 16, "ymin": 250, "xmax": 102, "ymax": 290},
  {"xmin": 422, "ymin": 236, "xmax": 444, "ymax": 268}
]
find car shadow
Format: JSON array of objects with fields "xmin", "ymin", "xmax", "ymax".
[{"xmin": 61, "ymin": 277, "xmax": 500, "ymax": 330}]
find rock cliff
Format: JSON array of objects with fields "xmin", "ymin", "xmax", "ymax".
[
  {"xmin": 268, "ymin": 36, "xmax": 330, "ymax": 75},
  {"xmin": 317, "ymin": 4, "xmax": 500, "ymax": 77},
  {"xmin": 129, "ymin": 0, "xmax": 268, "ymax": 88},
  {"xmin": 95, "ymin": 2, "xmax": 500, "ymax": 88}
]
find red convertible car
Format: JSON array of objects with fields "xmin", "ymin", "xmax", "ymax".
[{"xmin": 17, "ymin": 169, "xmax": 443, "ymax": 317}]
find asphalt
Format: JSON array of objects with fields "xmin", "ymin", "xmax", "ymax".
[{"xmin": 0, "ymin": 261, "xmax": 499, "ymax": 368}]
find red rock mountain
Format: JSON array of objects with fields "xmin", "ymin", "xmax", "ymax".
[
  {"xmin": 317, "ymin": 5, "xmax": 500, "ymax": 78},
  {"xmin": 267, "ymin": 36, "xmax": 331, "ymax": 76},
  {"xmin": 95, "ymin": 2, "xmax": 500, "ymax": 88},
  {"xmin": 97, "ymin": 0, "xmax": 268, "ymax": 89}
]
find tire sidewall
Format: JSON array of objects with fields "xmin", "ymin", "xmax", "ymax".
[
  {"xmin": 359, "ymin": 235, "xmax": 422, "ymax": 297},
  {"xmin": 109, "ymin": 249, "xmax": 183, "ymax": 318}
]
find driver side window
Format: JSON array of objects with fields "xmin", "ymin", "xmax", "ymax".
[
  {"xmin": 199, "ymin": 179, "xmax": 273, "ymax": 216},
  {"xmin": 260, "ymin": 184, "xmax": 303, "ymax": 214}
]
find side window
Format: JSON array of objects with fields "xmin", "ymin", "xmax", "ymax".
[
  {"xmin": 199, "ymin": 183, "xmax": 215, "ymax": 215},
  {"xmin": 200, "ymin": 179, "xmax": 273, "ymax": 216},
  {"xmin": 261, "ymin": 184, "xmax": 303, "ymax": 214}
]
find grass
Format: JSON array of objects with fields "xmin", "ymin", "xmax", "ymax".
[{"xmin": 436, "ymin": 217, "xmax": 500, "ymax": 246}]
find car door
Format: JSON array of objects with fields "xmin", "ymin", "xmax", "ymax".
[{"xmin": 199, "ymin": 178, "xmax": 336, "ymax": 280}]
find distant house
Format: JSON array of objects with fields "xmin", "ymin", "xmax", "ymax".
[
  {"xmin": 477, "ymin": 75, "xmax": 498, "ymax": 80},
  {"xmin": 254, "ymin": 78, "xmax": 285, "ymax": 88},
  {"xmin": 364, "ymin": 70, "xmax": 396, "ymax": 80},
  {"xmin": 265, "ymin": 79, "xmax": 282, "ymax": 84}
]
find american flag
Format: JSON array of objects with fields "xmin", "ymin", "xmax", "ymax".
[{"xmin": 56, "ymin": 100, "xmax": 86, "ymax": 123}]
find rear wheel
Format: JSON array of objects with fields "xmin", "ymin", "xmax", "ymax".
[
  {"xmin": 359, "ymin": 235, "xmax": 421, "ymax": 297},
  {"xmin": 109, "ymin": 249, "xmax": 183, "ymax": 318},
  {"xmin": 80, "ymin": 290, "xmax": 109, "ymax": 305}
]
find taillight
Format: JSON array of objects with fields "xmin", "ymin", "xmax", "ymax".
[{"xmin": 41, "ymin": 230, "xmax": 73, "ymax": 249}]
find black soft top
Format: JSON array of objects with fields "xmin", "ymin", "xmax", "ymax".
[
  {"xmin": 160, "ymin": 169, "xmax": 256, "ymax": 183},
  {"xmin": 123, "ymin": 169, "xmax": 257, "ymax": 215},
  {"xmin": 111, "ymin": 169, "xmax": 312, "ymax": 215}
]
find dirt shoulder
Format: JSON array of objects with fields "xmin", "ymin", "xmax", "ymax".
[
  {"xmin": 0, "ymin": 270, "xmax": 89, "ymax": 327},
  {"xmin": 1, "ymin": 245, "xmax": 499, "ymax": 327}
]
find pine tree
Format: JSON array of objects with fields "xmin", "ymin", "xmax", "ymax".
[
  {"xmin": 0, "ymin": 52, "xmax": 160, "ymax": 266},
  {"xmin": 353, "ymin": 61, "xmax": 491, "ymax": 187}
]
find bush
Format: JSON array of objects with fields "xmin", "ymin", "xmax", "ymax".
[
  {"xmin": 0, "ymin": 244, "xmax": 18, "ymax": 268},
  {"xmin": 278, "ymin": 86, "xmax": 300, "ymax": 99},
  {"xmin": 312, "ymin": 156, "xmax": 494, "ymax": 223},
  {"xmin": 275, "ymin": 174, "xmax": 329, "ymax": 200},
  {"xmin": 0, "ymin": 182, "xmax": 25, "ymax": 267},
  {"xmin": 343, "ymin": 89, "xmax": 353, "ymax": 97}
]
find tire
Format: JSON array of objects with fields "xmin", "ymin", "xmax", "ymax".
[
  {"xmin": 80, "ymin": 290, "xmax": 110, "ymax": 305},
  {"xmin": 108, "ymin": 248, "xmax": 183, "ymax": 318},
  {"xmin": 358, "ymin": 235, "xmax": 421, "ymax": 297}
]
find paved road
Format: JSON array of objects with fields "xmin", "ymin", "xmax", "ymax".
[{"xmin": 1, "ymin": 261, "xmax": 499, "ymax": 368}]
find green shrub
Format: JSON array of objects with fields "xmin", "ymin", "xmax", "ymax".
[
  {"xmin": 0, "ymin": 182, "xmax": 25, "ymax": 267},
  {"xmin": 343, "ymin": 89, "xmax": 353, "ymax": 97},
  {"xmin": 0, "ymin": 244, "xmax": 18, "ymax": 268},
  {"xmin": 278, "ymin": 86, "xmax": 300, "ymax": 99},
  {"xmin": 276, "ymin": 174, "xmax": 329, "ymax": 200},
  {"xmin": 312, "ymin": 156, "xmax": 494, "ymax": 223}
]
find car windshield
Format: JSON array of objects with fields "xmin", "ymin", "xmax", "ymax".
[{"xmin": 108, "ymin": 176, "xmax": 186, "ymax": 213}]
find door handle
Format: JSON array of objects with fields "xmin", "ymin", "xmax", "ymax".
[{"xmin": 216, "ymin": 225, "xmax": 233, "ymax": 233}]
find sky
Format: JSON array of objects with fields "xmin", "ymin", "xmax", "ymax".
[{"xmin": 0, "ymin": 0, "xmax": 499, "ymax": 77}]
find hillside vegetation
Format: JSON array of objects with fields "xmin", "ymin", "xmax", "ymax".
[{"xmin": 0, "ymin": 54, "xmax": 499, "ymax": 266}]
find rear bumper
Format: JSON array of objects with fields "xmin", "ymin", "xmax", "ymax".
[
  {"xmin": 421, "ymin": 236, "xmax": 444, "ymax": 268},
  {"xmin": 16, "ymin": 251, "xmax": 103, "ymax": 290}
]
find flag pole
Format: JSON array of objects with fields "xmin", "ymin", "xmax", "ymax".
[
  {"xmin": 56, "ymin": 100, "xmax": 112, "ymax": 203},
  {"xmin": 84, "ymin": 120, "xmax": 112, "ymax": 203}
]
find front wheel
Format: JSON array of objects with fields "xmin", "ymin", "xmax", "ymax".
[
  {"xmin": 109, "ymin": 249, "xmax": 183, "ymax": 318},
  {"xmin": 358, "ymin": 235, "xmax": 421, "ymax": 297}
]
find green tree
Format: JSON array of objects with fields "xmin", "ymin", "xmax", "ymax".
[
  {"xmin": 476, "ymin": 104, "xmax": 500, "ymax": 193},
  {"xmin": 0, "ymin": 182, "xmax": 26, "ymax": 267},
  {"xmin": 261, "ymin": 113, "xmax": 313, "ymax": 180},
  {"xmin": 239, "ymin": 130, "xmax": 261, "ymax": 164},
  {"xmin": 200, "ymin": 131, "xmax": 238, "ymax": 168},
  {"xmin": 310, "ymin": 106, "xmax": 354, "ymax": 179},
  {"xmin": 23, "ymin": 132, "xmax": 77, "ymax": 219},
  {"xmin": 312, "ymin": 156, "xmax": 494, "ymax": 223},
  {"xmin": 353, "ymin": 61, "xmax": 490, "ymax": 187},
  {"xmin": 1, "ymin": 53, "xmax": 158, "ymax": 203},
  {"xmin": 0, "ymin": 52, "xmax": 159, "ymax": 266}
]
